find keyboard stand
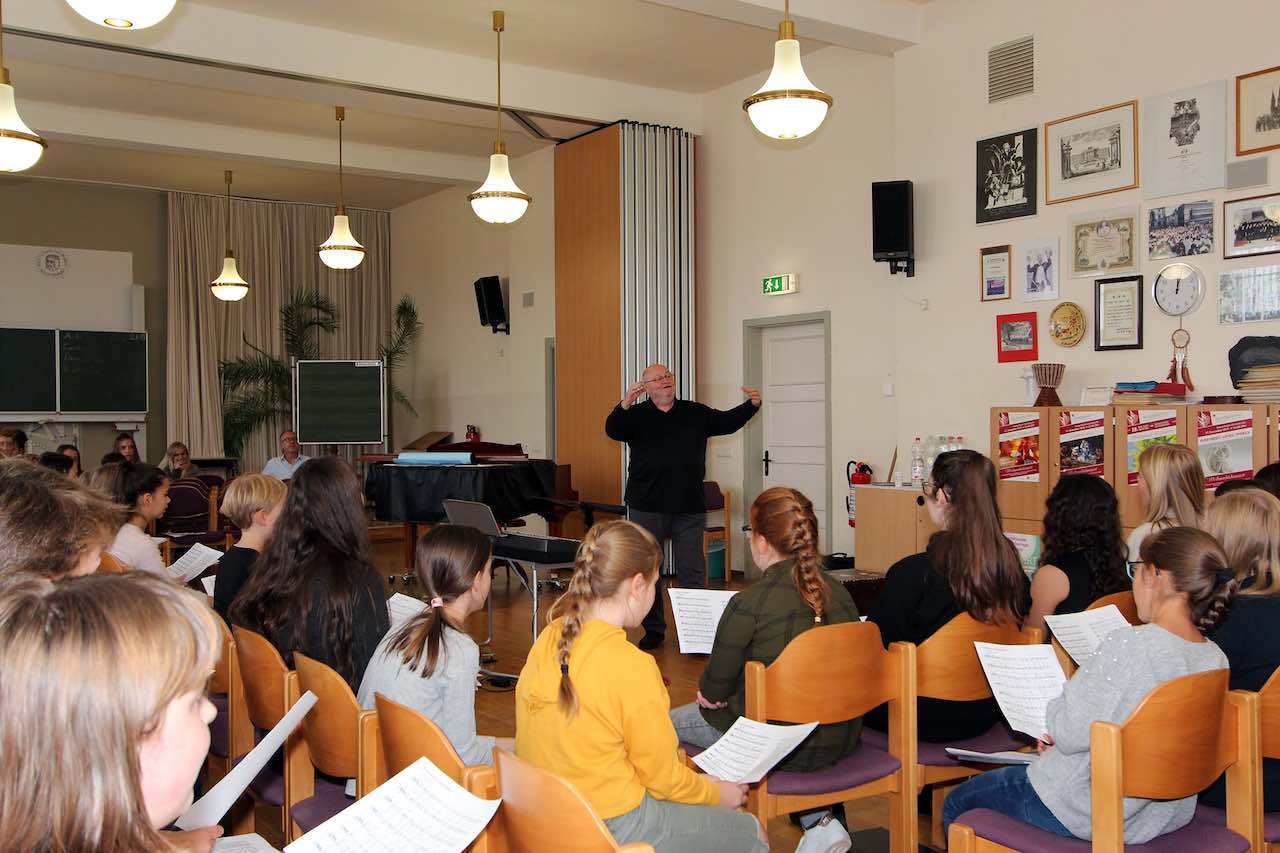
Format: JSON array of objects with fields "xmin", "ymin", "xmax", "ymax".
[{"xmin": 479, "ymin": 554, "xmax": 575, "ymax": 682}]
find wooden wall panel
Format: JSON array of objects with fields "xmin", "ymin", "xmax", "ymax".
[{"xmin": 555, "ymin": 125, "xmax": 622, "ymax": 506}]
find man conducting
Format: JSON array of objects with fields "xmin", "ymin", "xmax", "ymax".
[{"xmin": 605, "ymin": 363, "xmax": 761, "ymax": 649}]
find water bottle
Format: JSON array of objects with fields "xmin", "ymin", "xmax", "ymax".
[
  {"xmin": 910, "ymin": 437, "xmax": 925, "ymax": 485},
  {"xmin": 923, "ymin": 435, "xmax": 938, "ymax": 475},
  {"xmin": 955, "ymin": 435, "xmax": 965, "ymax": 452}
]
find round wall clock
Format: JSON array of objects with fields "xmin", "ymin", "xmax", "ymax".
[
  {"xmin": 1049, "ymin": 301, "xmax": 1086, "ymax": 347},
  {"xmin": 1152, "ymin": 262, "xmax": 1206, "ymax": 317},
  {"xmin": 36, "ymin": 248, "xmax": 68, "ymax": 277}
]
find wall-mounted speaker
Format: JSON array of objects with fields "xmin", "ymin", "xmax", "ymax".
[
  {"xmin": 872, "ymin": 180, "xmax": 915, "ymax": 277},
  {"xmin": 474, "ymin": 275, "xmax": 509, "ymax": 335}
]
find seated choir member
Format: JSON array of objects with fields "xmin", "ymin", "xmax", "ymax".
[
  {"xmin": 262, "ymin": 428, "xmax": 310, "ymax": 481},
  {"xmin": 1214, "ymin": 477, "xmax": 1258, "ymax": 498},
  {"xmin": 114, "ymin": 431, "xmax": 140, "ymax": 463},
  {"xmin": 1200, "ymin": 487, "xmax": 1280, "ymax": 811},
  {"xmin": 0, "ymin": 427, "xmax": 27, "ymax": 458},
  {"xmin": 1254, "ymin": 461, "xmax": 1280, "ymax": 500},
  {"xmin": 516, "ymin": 520, "xmax": 767, "ymax": 853},
  {"xmin": 82, "ymin": 460, "xmax": 124, "ymax": 498},
  {"xmin": 669, "ymin": 486, "xmax": 860, "ymax": 852},
  {"xmin": 1025, "ymin": 475, "xmax": 1128, "ymax": 636},
  {"xmin": 0, "ymin": 572, "xmax": 224, "ymax": 851},
  {"xmin": 161, "ymin": 440, "xmax": 202, "ymax": 480},
  {"xmin": 106, "ymin": 461, "xmax": 171, "ymax": 577},
  {"xmin": 212, "ymin": 473, "xmax": 286, "ymax": 621},
  {"xmin": 357, "ymin": 525, "xmax": 514, "ymax": 765},
  {"xmin": 1127, "ymin": 443, "xmax": 1203, "ymax": 559},
  {"xmin": 943, "ymin": 527, "xmax": 1236, "ymax": 843},
  {"xmin": 0, "ymin": 458, "xmax": 123, "ymax": 578},
  {"xmin": 100, "ymin": 450, "xmax": 126, "ymax": 465},
  {"xmin": 866, "ymin": 449, "xmax": 1030, "ymax": 741},
  {"xmin": 56, "ymin": 442, "xmax": 82, "ymax": 478},
  {"xmin": 230, "ymin": 457, "xmax": 389, "ymax": 689},
  {"xmin": 37, "ymin": 450, "xmax": 74, "ymax": 476}
]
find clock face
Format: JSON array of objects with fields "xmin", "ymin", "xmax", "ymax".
[{"xmin": 1152, "ymin": 262, "xmax": 1205, "ymax": 317}]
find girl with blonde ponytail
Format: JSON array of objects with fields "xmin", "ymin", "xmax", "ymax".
[
  {"xmin": 516, "ymin": 520, "xmax": 766, "ymax": 853},
  {"xmin": 668, "ymin": 486, "xmax": 861, "ymax": 851}
]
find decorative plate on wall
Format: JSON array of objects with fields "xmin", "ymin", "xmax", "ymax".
[
  {"xmin": 1049, "ymin": 301, "xmax": 1086, "ymax": 347},
  {"xmin": 36, "ymin": 248, "xmax": 68, "ymax": 277}
]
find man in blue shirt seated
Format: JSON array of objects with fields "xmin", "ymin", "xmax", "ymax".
[{"xmin": 262, "ymin": 429, "xmax": 310, "ymax": 481}]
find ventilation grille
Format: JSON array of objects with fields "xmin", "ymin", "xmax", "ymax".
[{"xmin": 988, "ymin": 36, "xmax": 1034, "ymax": 103}]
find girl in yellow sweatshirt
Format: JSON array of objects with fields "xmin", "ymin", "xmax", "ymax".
[{"xmin": 516, "ymin": 520, "xmax": 767, "ymax": 852}]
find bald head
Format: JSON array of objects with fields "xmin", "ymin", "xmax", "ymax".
[{"xmin": 642, "ymin": 364, "xmax": 676, "ymax": 409}]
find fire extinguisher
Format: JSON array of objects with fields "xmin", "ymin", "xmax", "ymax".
[{"xmin": 846, "ymin": 460, "xmax": 873, "ymax": 527}]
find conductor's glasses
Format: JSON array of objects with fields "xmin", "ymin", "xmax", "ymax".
[{"xmin": 644, "ymin": 373, "xmax": 674, "ymax": 385}]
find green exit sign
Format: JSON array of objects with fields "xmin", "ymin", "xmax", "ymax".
[{"xmin": 762, "ymin": 273, "xmax": 797, "ymax": 296}]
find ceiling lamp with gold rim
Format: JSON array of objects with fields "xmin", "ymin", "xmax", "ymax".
[
  {"xmin": 66, "ymin": 0, "xmax": 176, "ymax": 29},
  {"xmin": 318, "ymin": 106, "xmax": 365, "ymax": 270},
  {"xmin": 0, "ymin": 0, "xmax": 46, "ymax": 173},
  {"xmin": 468, "ymin": 10, "xmax": 531, "ymax": 225},
  {"xmin": 742, "ymin": 0, "xmax": 833, "ymax": 140},
  {"xmin": 210, "ymin": 170, "xmax": 249, "ymax": 302}
]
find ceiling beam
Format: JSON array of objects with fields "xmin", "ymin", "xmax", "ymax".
[{"xmin": 642, "ymin": 0, "xmax": 921, "ymax": 54}]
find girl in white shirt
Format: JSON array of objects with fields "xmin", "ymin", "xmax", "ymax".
[
  {"xmin": 107, "ymin": 462, "xmax": 170, "ymax": 577},
  {"xmin": 1127, "ymin": 443, "xmax": 1204, "ymax": 559}
]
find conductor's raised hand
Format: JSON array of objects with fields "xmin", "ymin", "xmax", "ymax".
[
  {"xmin": 621, "ymin": 381, "xmax": 647, "ymax": 409},
  {"xmin": 741, "ymin": 386, "xmax": 762, "ymax": 407}
]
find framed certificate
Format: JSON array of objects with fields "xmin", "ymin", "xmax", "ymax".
[
  {"xmin": 1094, "ymin": 275, "xmax": 1144, "ymax": 351},
  {"xmin": 1070, "ymin": 209, "xmax": 1138, "ymax": 277},
  {"xmin": 980, "ymin": 245, "xmax": 1012, "ymax": 301}
]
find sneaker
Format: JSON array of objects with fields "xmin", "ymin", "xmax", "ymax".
[
  {"xmin": 794, "ymin": 815, "xmax": 852, "ymax": 853},
  {"xmin": 638, "ymin": 632, "xmax": 665, "ymax": 650}
]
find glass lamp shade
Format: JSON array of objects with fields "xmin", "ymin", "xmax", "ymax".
[
  {"xmin": 318, "ymin": 213, "xmax": 365, "ymax": 270},
  {"xmin": 66, "ymin": 0, "xmax": 177, "ymax": 29},
  {"xmin": 468, "ymin": 153, "xmax": 531, "ymax": 224},
  {"xmin": 742, "ymin": 39, "xmax": 833, "ymax": 140},
  {"xmin": 0, "ymin": 80, "xmax": 46, "ymax": 173},
  {"xmin": 210, "ymin": 255, "xmax": 249, "ymax": 302}
]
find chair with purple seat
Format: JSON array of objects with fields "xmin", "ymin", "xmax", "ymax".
[
  {"xmin": 156, "ymin": 479, "xmax": 233, "ymax": 563},
  {"xmin": 1199, "ymin": 664, "xmax": 1280, "ymax": 850},
  {"xmin": 949, "ymin": 670, "xmax": 1260, "ymax": 853},
  {"xmin": 205, "ymin": 616, "xmax": 254, "ymax": 833},
  {"xmin": 740, "ymin": 620, "xmax": 916, "ymax": 853}
]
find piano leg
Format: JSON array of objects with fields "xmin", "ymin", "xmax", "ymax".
[{"xmin": 402, "ymin": 522, "xmax": 418, "ymax": 571}]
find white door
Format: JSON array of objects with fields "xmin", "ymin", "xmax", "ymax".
[{"xmin": 760, "ymin": 321, "xmax": 829, "ymax": 547}]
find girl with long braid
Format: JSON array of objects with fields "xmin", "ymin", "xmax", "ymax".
[
  {"xmin": 669, "ymin": 486, "xmax": 862, "ymax": 853},
  {"xmin": 515, "ymin": 520, "xmax": 766, "ymax": 853}
]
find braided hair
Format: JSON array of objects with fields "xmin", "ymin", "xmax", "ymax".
[
  {"xmin": 751, "ymin": 487, "xmax": 828, "ymax": 622},
  {"xmin": 1139, "ymin": 526, "xmax": 1238, "ymax": 634},
  {"xmin": 547, "ymin": 520, "xmax": 661, "ymax": 717}
]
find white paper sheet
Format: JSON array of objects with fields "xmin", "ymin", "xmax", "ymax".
[
  {"xmin": 690, "ymin": 717, "xmax": 819, "ymax": 784},
  {"xmin": 668, "ymin": 588, "xmax": 737, "ymax": 654},
  {"xmin": 168, "ymin": 542, "xmax": 224, "ymax": 583},
  {"xmin": 150, "ymin": 536, "xmax": 169, "ymax": 546},
  {"xmin": 945, "ymin": 748, "xmax": 1036, "ymax": 766},
  {"xmin": 201, "ymin": 575, "xmax": 217, "ymax": 597},
  {"xmin": 283, "ymin": 756, "xmax": 501, "ymax": 853},
  {"xmin": 1043, "ymin": 605, "xmax": 1131, "ymax": 665},
  {"xmin": 387, "ymin": 592, "xmax": 428, "ymax": 629},
  {"xmin": 176, "ymin": 691, "xmax": 318, "ymax": 830},
  {"xmin": 214, "ymin": 835, "xmax": 280, "ymax": 853},
  {"xmin": 974, "ymin": 642, "xmax": 1066, "ymax": 739}
]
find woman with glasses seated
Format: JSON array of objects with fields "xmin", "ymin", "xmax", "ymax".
[{"xmin": 865, "ymin": 449, "xmax": 1030, "ymax": 742}]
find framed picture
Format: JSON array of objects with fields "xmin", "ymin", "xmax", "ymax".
[
  {"xmin": 1070, "ymin": 208, "xmax": 1138, "ymax": 277},
  {"xmin": 980, "ymin": 245, "xmax": 1012, "ymax": 301},
  {"xmin": 976, "ymin": 128, "xmax": 1038, "ymax": 224},
  {"xmin": 1235, "ymin": 65, "xmax": 1280, "ymax": 156},
  {"xmin": 1141, "ymin": 81, "xmax": 1226, "ymax": 199},
  {"xmin": 997, "ymin": 311, "xmax": 1039, "ymax": 362},
  {"xmin": 1045, "ymin": 101, "xmax": 1139, "ymax": 204},
  {"xmin": 1218, "ymin": 265, "xmax": 1280, "ymax": 324},
  {"xmin": 1148, "ymin": 200, "xmax": 1214, "ymax": 260},
  {"xmin": 1094, "ymin": 275, "xmax": 1144, "ymax": 351},
  {"xmin": 1223, "ymin": 193, "xmax": 1280, "ymax": 259},
  {"xmin": 1018, "ymin": 236, "xmax": 1059, "ymax": 302}
]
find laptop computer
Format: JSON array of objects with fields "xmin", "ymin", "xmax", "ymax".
[{"xmin": 442, "ymin": 499, "xmax": 580, "ymax": 562}]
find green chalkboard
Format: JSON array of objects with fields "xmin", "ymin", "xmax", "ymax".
[
  {"xmin": 0, "ymin": 328, "xmax": 56, "ymax": 414},
  {"xmin": 58, "ymin": 330, "xmax": 148, "ymax": 413},
  {"xmin": 294, "ymin": 360, "xmax": 384, "ymax": 445}
]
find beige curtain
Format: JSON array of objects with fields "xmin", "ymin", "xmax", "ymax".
[{"xmin": 166, "ymin": 192, "xmax": 391, "ymax": 469}]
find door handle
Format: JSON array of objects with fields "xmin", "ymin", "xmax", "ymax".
[{"xmin": 762, "ymin": 449, "xmax": 772, "ymax": 476}]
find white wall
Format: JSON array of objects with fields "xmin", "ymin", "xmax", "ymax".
[
  {"xmin": 892, "ymin": 0, "xmax": 1280, "ymax": 453},
  {"xmin": 697, "ymin": 46, "xmax": 900, "ymax": 566}
]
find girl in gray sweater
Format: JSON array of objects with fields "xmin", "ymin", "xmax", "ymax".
[{"xmin": 943, "ymin": 527, "xmax": 1238, "ymax": 844}]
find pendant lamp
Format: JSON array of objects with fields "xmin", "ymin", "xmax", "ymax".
[
  {"xmin": 467, "ymin": 10, "xmax": 531, "ymax": 225},
  {"xmin": 210, "ymin": 170, "xmax": 249, "ymax": 302},
  {"xmin": 0, "ymin": 0, "xmax": 46, "ymax": 173},
  {"xmin": 318, "ymin": 106, "xmax": 365, "ymax": 270},
  {"xmin": 66, "ymin": 0, "xmax": 176, "ymax": 29},
  {"xmin": 742, "ymin": 0, "xmax": 832, "ymax": 140}
]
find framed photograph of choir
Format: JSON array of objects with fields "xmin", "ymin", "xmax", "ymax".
[
  {"xmin": 976, "ymin": 128, "xmax": 1038, "ymax": 224},
  {"xmin": 1223, "ymin": 193, "xmax": 1280, "ymax": 260},
  {"xmin": 1070, "ymin": 208, "xmax": 1138, "ymax": 277},
  {"xmin": 1141, "ymin": 81, "xmax": 1226, "ymax": 199},
  {"xmin": 1018, "ymin": 236, "xmax": 1060, "ymax": 302},
  {"xmin": 980, "ymin": 245, "xmax": 1012, "ymax": 301},
  {"xmin": 1094, "ymin": 275, "xmax": 1144, "ymax": 351},
  {"xmin": 1235, "ymin": 65, "xmax": 1280, "ymax": 157},
  {"xmin": 1044, "ymin": 101, "xmax": 1139, "ymax": 205},
  {"xmin": 1148, "ymin": 200, "xmax": 1214, "ymax": 260},
  {"xmin": 996, "ymin": 311, "xmax": 1039, "ymax": 363}
]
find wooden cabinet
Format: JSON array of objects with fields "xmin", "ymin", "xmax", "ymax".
[
  {"xmin": 1047, "ymin": 407, "xmax": 1114, "ymax": 489},
  {"xmin": 990, "ymin": 406, "xmax": 1050, "ymax": 521},
  {"xmin": 1110, "ymin": 406, "xmax": 1189, "ymax": 528},
  {"xmin": 853, "ymin": 485, "xmax": 932, "ymax": 574},
  {"xmin": 1187, "ymin": 404, "xmax": 1269, "ymax": 498}
]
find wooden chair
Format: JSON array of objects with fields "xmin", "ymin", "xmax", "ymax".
[
  {"xmin": 1199, "ymin": 665, "xmax": 1280, "ymax": 850},
  {"xmin": 740, "ymin": 621, "xmax": 915, "ymax": 852},
  {"xmin": 205, "ymin": 616, "xmax": 255, "ymax": 832},
  {"xmin": 1052, "ymin": 590, "xmax": 1140, "ymax": 677},
  {"xmin": 233, "ymin": 626, "xmax": 306, "ymax": 844},
  {"xmin": 97, "ymin": 551, "xmax": 127, "ymax": 573},
  {"xmin": 290, "ymin": 653, "xmax": 381, "ymax": 838},
  {"xmin": 466, "ymin": 748, "xmax": 652, "ymax": 853},
  {"xmin": 373, "ymin": 693, "xmax": 468, "ymax": 785},
  {"xmin": 949, "ymin": 670, "xmax": 1259, "ymax": 853},
  {"xmin": 702, "ymin": 481, "xmax": 732, "ymax": 589}
]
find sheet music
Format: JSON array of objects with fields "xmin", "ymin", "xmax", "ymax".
[
  {"xmin": 1044, "ymin": 605, "xmax": 1131, "ymax": 665},
  {"xmin": 668, "ymin": 588, "xmax": 737, "ymax": 654},
  {"xmin": 974, "ymin": 642, "xmax": 1066, "ymax": 739},
  {"xmin": 283, "ymin": 756, "xmax": 500, "ymax": 853},
  {"xmin": 690, "ymin": 717, "xmax": 819, "ymax": 783},
  {"xmin": 168, "ymin": 543, "xmax": 223, "ymax": 583},
  {"xmin": 176, "ymin": 691, "xmax": 318, "ymax": 830},
  {"xmin": 201, "ymin": 575, "xmax": 217, "ymax": 597},
  {"xmin": 945, "ymin": 748, "xmax": 1035, "ymax": 766},
  {"xmin": 214, "ymin": 835, "xmax": 279, "ymax": 853},
  {"xmin": 387, "ymin": 593, "xmax": 428, "ymax": 629},
  {"xmin": 150, "ymin": 536, "xmax": 168, "ymax": 546}
]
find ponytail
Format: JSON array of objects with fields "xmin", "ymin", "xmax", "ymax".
[
  {"xmin": 1140, "ymin": 526, "xmax": 1239, "ymax": 635},
  {"xmin": 752, "ymin": 487, "xmax": 828, "ymax": 622}
]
